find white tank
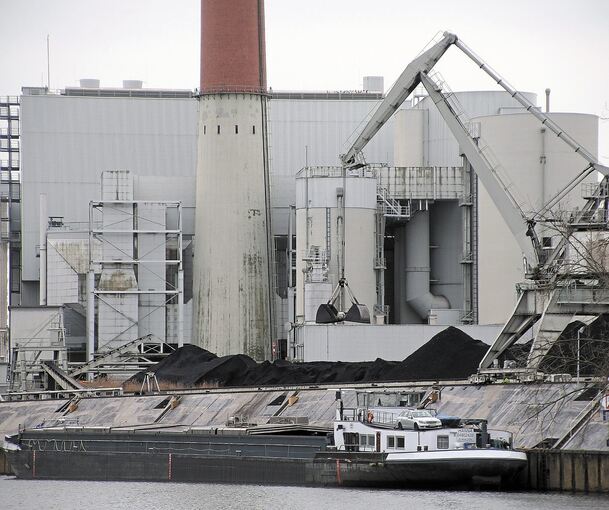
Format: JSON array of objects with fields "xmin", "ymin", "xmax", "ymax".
[
  {"xmin": 122, "ymin": 80, "xmax": 143, "ymax": 89},
  {"xmin": 192, "ymin": 93, "xmax": 272, "ymax": 360},
  {"xmin": 474, "ymin": 112, "xmax": 599, "ymax": 324},
  {"xmin": 295, "ymin": 167, "xmax": 377, "ymax": 321},
  {"xmin": 363, "ymin": 76, "xmax": 384, "ymax": 93},
  {"xmin": 394, "ymin": 109, "xmax": 425, "ymax": 166},
  {"xmin": 79, "ymin": 79, "xmax": 100, "ymax": 88},
  {"xmin": 413, "ymin": 91, "xmax": 538, "ymax": 166}
]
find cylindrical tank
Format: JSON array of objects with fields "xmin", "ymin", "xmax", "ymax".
[
  {"xmin": 363, "ymin": 76, "xmax": 384, "ymax": 93},
  {"xmin": 79, "ymin": 78, "xmax": 100, "ymax": 88},
  {"xmin": 413, "ymin": 91, "xmax": 538, "ymax": 166},
  {"xmin": 394, "ymin": 108, "xmax": 425, "ymax": 167},
  {"xmin": 295, "ymin": 167, "xmax": 377, "ymax": 321},
  {"xmin": 122, "ymin": 80, "xmax": 143, "ymax": 89},
  {"xmin": 193, "ymin": 0, "xmax": 272, "ymax": 360},
  {"xmin": 200, "ymin": 0, "xmax": 266, "ymax": 92},
  {"xmin": 475, "ymin": 112, "xmax": 599, "ymax": 324}
]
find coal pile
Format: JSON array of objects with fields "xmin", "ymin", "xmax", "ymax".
[
  {"xmin": 127, "ymin": 326, "xmax": 490, "ymax": 388},
  {"xmin": 505, "ymin": 316, "xmax": 609, "ymax": 376}
]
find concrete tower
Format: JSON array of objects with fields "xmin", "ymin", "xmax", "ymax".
[{"xmin": 193, "ymin": 0, "xmax": 273, "ymax": 359}]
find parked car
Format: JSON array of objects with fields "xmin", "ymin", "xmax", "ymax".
[{"xmin": 395, "ymin": 409, "xmax": 442, "ymax": 430}]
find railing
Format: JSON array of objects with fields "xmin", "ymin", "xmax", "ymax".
[
  {"xmin": 341, "ymin": 407, "xmax": 400, "ymax": 427},
  {"xmin": 1, "ymin": 387, "xmax": 123, "ymax": 401},
  {"xmin": 296, "ymin": 165, "xmax": 378, "ymax": 179},
  {"xmin": 377, "ymin": 185, "xmax": 410, "ymax": 218},
  {"xmin": 0, "ymin": 96, "xmax": 20, "ymax": 105},
  {"xmin": 378, "ymin": 166, "xmax": 464, "ymax": 200},
  {"xmin": 581, "ymin": 182, "xmax": 609, "ymax": 199}
]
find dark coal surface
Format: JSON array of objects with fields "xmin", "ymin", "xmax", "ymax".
[
  {"xmin": 505, "ymin": 316, "xmax": 609, "ymax": 376},
  {"xmin": 127, "ymin": 326, "xmax": 490, "ymax": 388}
]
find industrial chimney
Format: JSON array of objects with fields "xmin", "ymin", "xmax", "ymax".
[{"xmin": 193, "ymin": 0, "xmax": 273, "ymax": 360}]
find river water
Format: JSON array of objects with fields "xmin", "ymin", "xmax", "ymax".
[
  {"xmin": 1, "ymin": 477, "xmax": 607, "ymax": 510},
  {"xmin": 0, "ymin": 477, "xmax": 609, "ymax": 510}
]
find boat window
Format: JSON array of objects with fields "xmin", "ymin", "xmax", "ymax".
[
  {"xmin": 359, "ymin": 434, "xmax": 375, "ymax": 449},
  {"xmin": 387, "ymin": 436, "xmax": 395, "ymax": 448},
  {"xmin": 396, "ymin": 436, "xmax": 405, "ymax": 449},
  {"xmin": 411, "ymin": 411, "xmax": 432, "ymax": 418},
  {"xmin": 437, "ymin": 435, "xmax": 449, "ymax": 449}
]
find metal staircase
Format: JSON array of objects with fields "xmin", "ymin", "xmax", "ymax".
[
  {"xmin": 68, "ymin": 333, "xmax": 154, "ymax": 377},
  {"xmin": 377, "ymin": 184, "xmax": 410, "ymax": 218}
]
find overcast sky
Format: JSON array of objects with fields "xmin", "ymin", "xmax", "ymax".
[{"xmin": 2, "ymin": 0, "xmax": 607, "ymax": 160}]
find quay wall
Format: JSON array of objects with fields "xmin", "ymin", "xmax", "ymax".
[
  {"xmin": 525, "ymin": 449, "xmax": 609, "ymax": 493},
  {"xmin": 0, "ymin": 450, "xmax": 9, "ymax": 474}
]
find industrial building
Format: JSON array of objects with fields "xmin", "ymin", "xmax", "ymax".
[{"xmin": 0, "ymin": 0, "xmax": 604, "ymax": 391}]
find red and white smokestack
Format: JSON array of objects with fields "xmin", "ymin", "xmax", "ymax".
[{"xmin": 193, "ymin": 0, "xmax": 273, "ymax": 360}]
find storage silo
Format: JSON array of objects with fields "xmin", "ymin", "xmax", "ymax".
[
  {"xmin": 295, "ymin": 167, "xmax": 377, "ymax": 322},
  {"xmin": 474, "ymin": 112, "xmax": 599, "ymax": 324}
]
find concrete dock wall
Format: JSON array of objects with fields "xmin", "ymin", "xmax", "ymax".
[
  {"xmin": 526, "ymin": 449, "xmax": 609, "ymax": 493},
  {"xmin": 0, "ymin": 449, "xmax": 10, "ymax": 475}
]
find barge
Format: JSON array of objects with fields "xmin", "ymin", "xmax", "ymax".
[{"xmin": 3, "ymin": 392, "xmax": 527, "ymax": 488}]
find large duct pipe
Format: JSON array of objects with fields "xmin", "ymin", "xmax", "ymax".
[{"xmin": 405, "ymin": 210, "xmax": 450, "ymax": 320}]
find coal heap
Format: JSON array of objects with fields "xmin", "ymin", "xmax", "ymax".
[
  {"xmin": 127, "ymin": 326, "xmax": 490, "ymax": 388},
  {"xmin": 505, "ymin": 316, "xmax": 609, "ymax": 376}
]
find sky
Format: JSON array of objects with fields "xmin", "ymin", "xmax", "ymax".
[{"xmin": 1, "ymin": 0, "xmax": 607, "ymax": 161}]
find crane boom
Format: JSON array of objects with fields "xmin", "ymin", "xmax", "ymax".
[
  {"xmin": 341, "ymin": 32, "xmax": 458, "ymax": 165},
  {"xmin": 341, "ymin": 31, "xmax": 605, "ymax": 270},
  {"xmin": 454, "ymin": 38, "xmax": 609, "ymax": 176},
  {"xmin": 419, "ymin": 72, "xmax": 540, "ymax": 265}
]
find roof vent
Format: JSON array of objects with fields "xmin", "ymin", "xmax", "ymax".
[
  {"xmin": 363, "ymin": 76, "xmax": 384, "ymax": 93},
  {"xmin": 79, "ymin": 79, "xmax": 100, "ymax": 88},
  {"xmin": 123, "ymin": 80, "xmax": 143, "ymax": 89}
]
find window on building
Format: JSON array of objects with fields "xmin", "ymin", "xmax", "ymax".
[
  {"xmin": 203, "ymin": 125, "xmax": 206, "ymax": 135},
  {"xmin": 437, "ymin": 435, "xmax": 449, "ymax": 449},
  {"xmin": 252, "ymin": 125, "xmax": 256, "ymax": 134},
  {"xmin": 396, "ymin": 436, "xmax": 405, "ymax": 449},
  {"xmin": 217, "ymin": 125, "xmax": 221, "ymax": 134},
  {"xmin": 235, "ymin": 125, "xmax": 238, "ymax": 134},
  {"xmin": 387, "ymin": 436, "xmax": 395, "ymax": 448}
]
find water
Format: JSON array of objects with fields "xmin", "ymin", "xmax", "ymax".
[{"xmin": 1, "ymin": 477, "xmax": 606, "ymax": 510}]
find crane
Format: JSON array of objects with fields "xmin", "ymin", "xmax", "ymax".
[{"xmin": 335, "ymin": 31, "xmax": 609, "ymax": 371}]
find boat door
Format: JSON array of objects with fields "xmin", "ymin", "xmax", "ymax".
[{"xmin": 344, "ymin": 432, "xmax": 359, "ymax": 452}]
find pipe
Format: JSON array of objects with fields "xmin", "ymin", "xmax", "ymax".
[
  {"xmin": 39, "ymin": 193, "xmax": 47, "ymax": 305},
  {"xmin": 177, "ymin": 269, "xmax": 184, "ymax": 348},
  {"xmin": 86, "ymin": 269, "xmax": 95, "ymax": 368},
  {"xmin": 545, "ymin": 88, "xmax": 551, "ymax": 113},
  {"xmin": 405, "ymin": 210, "xmax": 450, "ymax": 321}
]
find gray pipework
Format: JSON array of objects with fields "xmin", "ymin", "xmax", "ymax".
[
  {"xmin": 405, "ymin": 210, "xmax": 450, "ymax": 320},
  {"xmin": 39, "ymin": 193, "xmax": 47, "ymax": 306}
]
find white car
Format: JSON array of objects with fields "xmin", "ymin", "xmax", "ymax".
[{"xmin": 395, "ymin": 409, "xmax": 442, "ymax": 430}]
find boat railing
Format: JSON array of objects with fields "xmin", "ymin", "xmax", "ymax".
[{"xmin": 341, "ymin": 407, "xmax": 400, "ymax": 428}]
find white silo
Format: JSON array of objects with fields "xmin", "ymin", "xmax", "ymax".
[
  {"xmin": 474, "ymin": 112, "xmax": 600, "ymax": 324},
  {"xmin": 295, "ymin": 167, "xmax": 377, "ymax": 322}
]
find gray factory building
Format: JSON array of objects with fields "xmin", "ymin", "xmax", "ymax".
[{"xmin": 1, "ymin": 80, "xmax": 600, "ymax": 365}]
